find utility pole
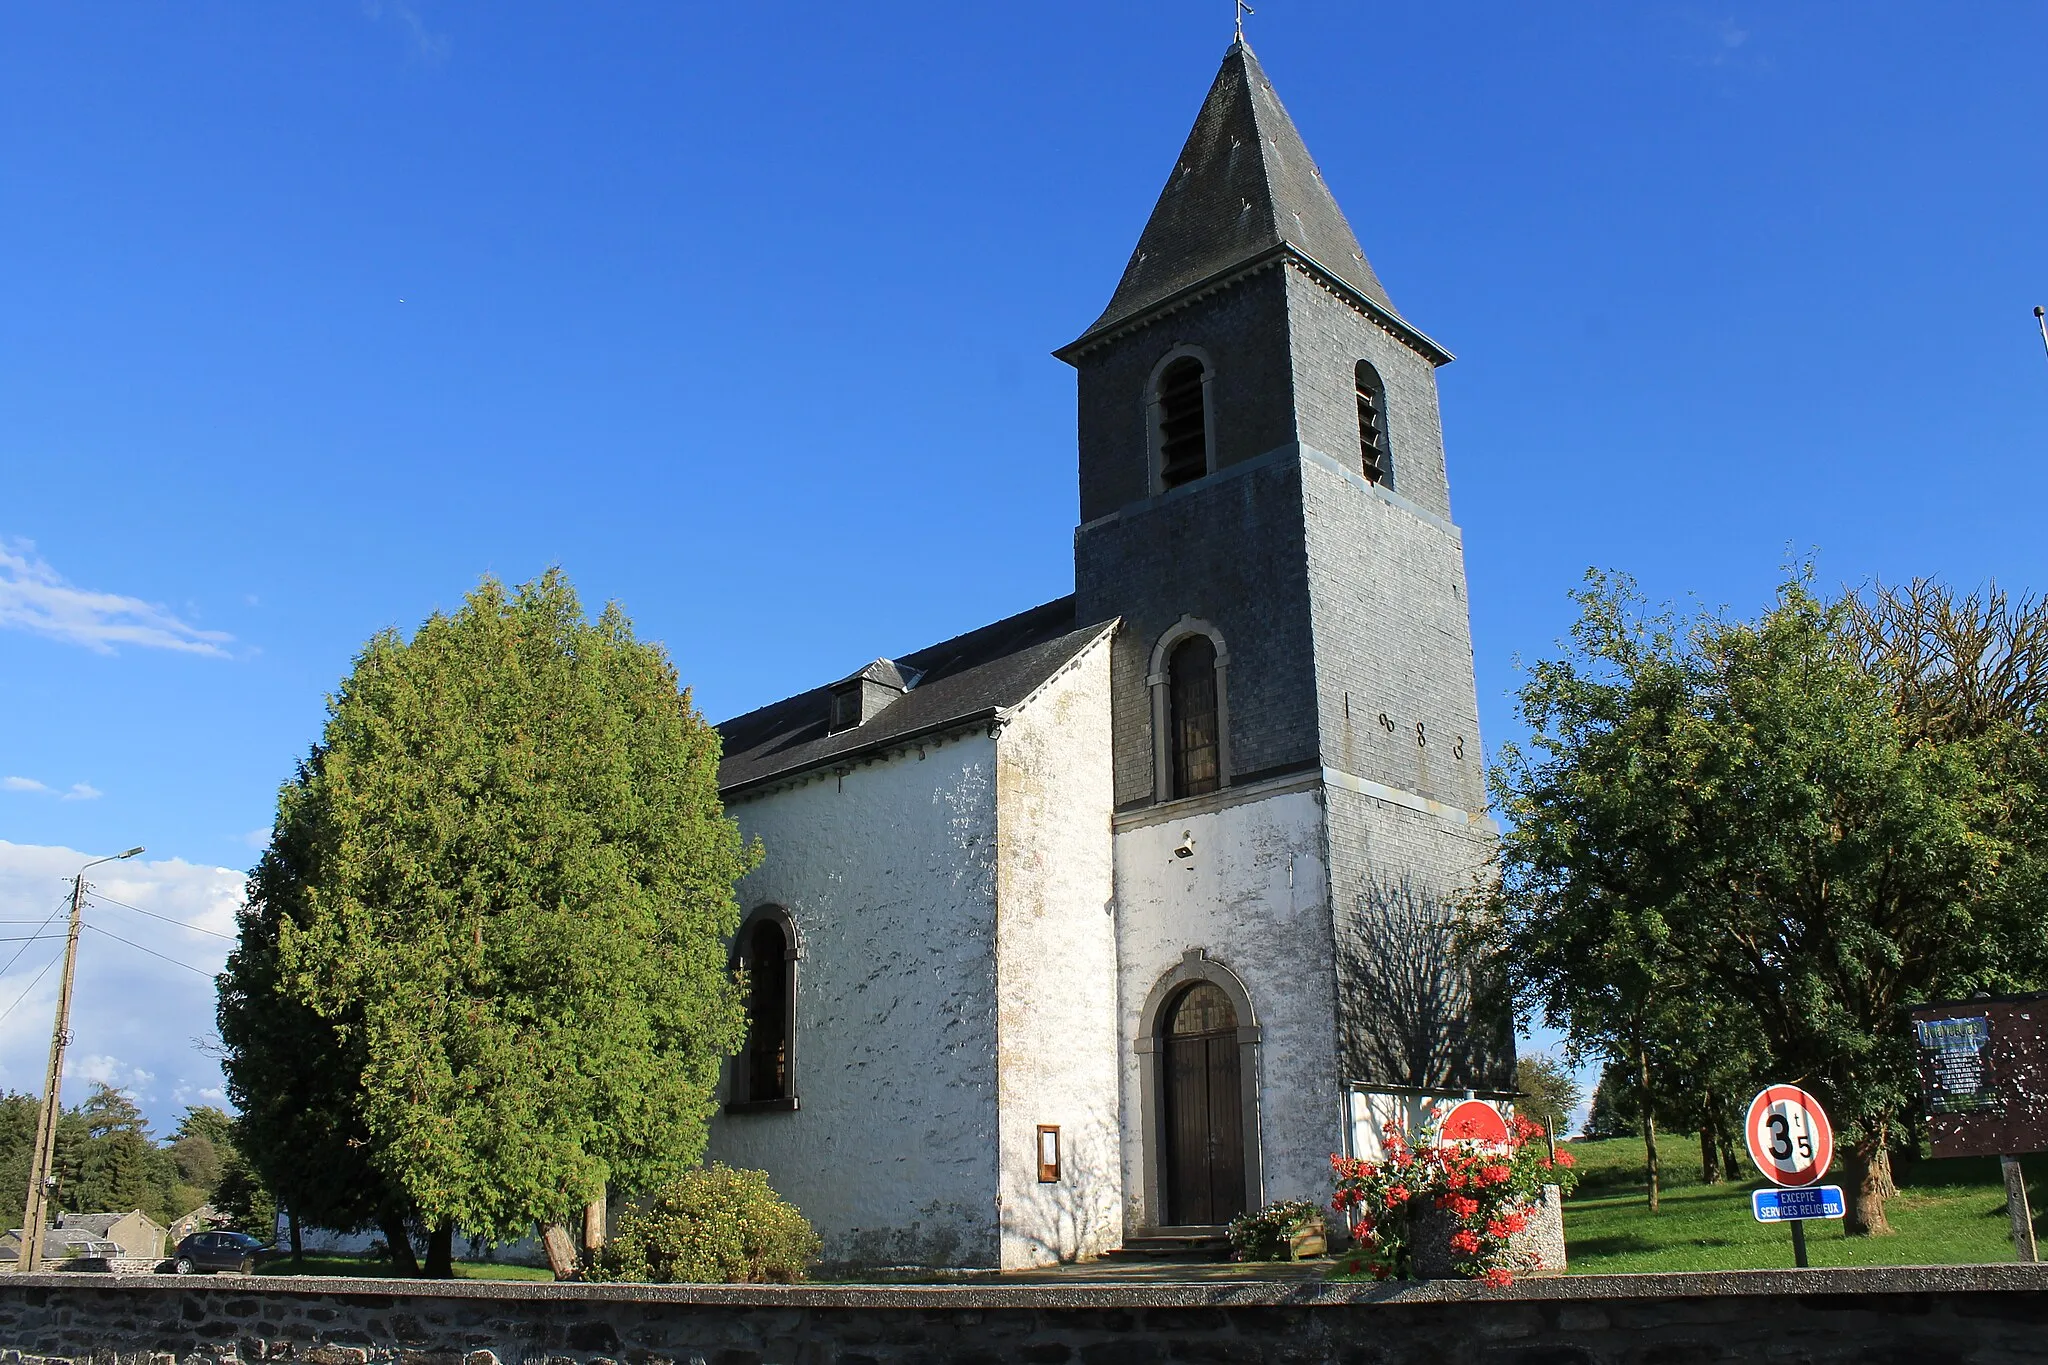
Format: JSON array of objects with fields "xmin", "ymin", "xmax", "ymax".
[
  {"xmin": 16, "ymin": 847, "xmax": 141, "ymax": 1272},
  {"xmin": 2035, "ymin": 307, "xmax": 2047, "ymax": 367}
]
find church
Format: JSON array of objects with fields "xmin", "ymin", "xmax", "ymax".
[{"xmin": 702, "ymin": 38, "xmax": 1511, "ymax": 1270}]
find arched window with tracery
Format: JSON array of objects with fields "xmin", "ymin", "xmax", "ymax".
[
  {"xmin": 1355, "ymin": 360, "xmax": 1391, "ymax": 487},
  {"xmin": 1155, "ymin": 355, "xmax": 1210, "ymax": 490},
  {"xmin": 731, "ymin": 908, "xmax": 797, "ymax": 1110},
  {"xmin": 1168, "ymin": 634, "xmax": 1221, "ymax": 798}
]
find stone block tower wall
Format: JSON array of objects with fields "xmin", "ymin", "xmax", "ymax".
[{"xmin": 1062, "ymin": 36, "xmax": 1511, "ymax": 1140}]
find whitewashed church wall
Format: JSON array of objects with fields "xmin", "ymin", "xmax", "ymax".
[
  {"xmin": 1112, "ymin": 786, "xmax": 1340, "ymax": 1226},
  {"xmin": 706, "ymin": 733, "xmax": 1003, "ymax": 1269},
  {"xmin": 993, "ymin": 639, "xmax": 1121, "ymax": 1269}
]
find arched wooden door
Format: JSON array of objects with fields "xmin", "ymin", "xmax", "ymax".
[{"xmin": 1161, "ymin": 981, "xmax": 1246, "ymax": 1226}]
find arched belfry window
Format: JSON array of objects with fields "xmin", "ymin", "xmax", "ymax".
[
  {"xmin": 1148, "ymin": 619, "xmax": 1231, "ymax": 803},
  {"xmin": 729, "ymin": 907, "xmax": 799, "ymax": 1112},
  {"xmin": 1169, "ymin": 636, "xmax": 1221, "ymax": 798},
  {"xmin": 1153, "ymin": 354, "xmax": 1211, "ymax": 491},
  {"xmin": 1355, "ymin": 361, "xmax": 1391, "ymax": 487}
]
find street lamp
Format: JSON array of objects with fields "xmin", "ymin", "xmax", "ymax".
[{"xmin": 16, "ymin": 846, "xmax": 143, "ymax": 1272}]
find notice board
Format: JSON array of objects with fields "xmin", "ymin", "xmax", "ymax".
[{"xmin": 1910, "ymin": 993, "xmax": 2048, "ymax": 1159}]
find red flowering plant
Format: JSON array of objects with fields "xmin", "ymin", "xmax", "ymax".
[{"xmin": 1328, "ymin": 1110, "xmax": 1578, "ymax": 1286}]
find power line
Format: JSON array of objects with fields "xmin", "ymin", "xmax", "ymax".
[
  {"xmin": 87, "ymin": 892, "xmax": 235, "ymax": 941},
  {"xmin": 0, "ymin": 898, "xmax": 68, "ymax": 981},
  {"xmin": 0, "ymin": 952, "xmax": 64, "ymax": 1028},
  {"xmin": 80, "ymin": 922, "xmax": 215, "ymax": 977},
  {"xmin": 0, "ymin": 935, "xmax": 64, "ymax": 944}
]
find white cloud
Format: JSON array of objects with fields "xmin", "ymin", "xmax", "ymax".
[
  {"xmin": 61, "ymin": 783, "xmax": 102, "ymax": 802},
  {"xmin": 0, "ymin": 537, "xmax": 234, "ymax": 657},
  {"xmin": 71, "ymin": 1054, "xmax": 156, "ymax": 1092},
  {"xmin": 2, "ymin": 776, "xmax": 48, "ymax": 793},
  {"xmin": 242, "ymin": 828, "xmax": 271, "ymax": 850},
  {"xmin": 362, "ymin": 0, "xmax": 449, "ymax": 62},
  {"xmin": 0, "ymin": 841, "xmax": 245, "ymax": 1129}
]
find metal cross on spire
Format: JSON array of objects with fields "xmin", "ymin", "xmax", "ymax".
[{"xmin": 1235, "ymin": 0, "xmax": 1255, "ymax": 42}]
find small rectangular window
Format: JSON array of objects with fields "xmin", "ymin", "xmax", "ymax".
[{"xmin": 1036, "ymin": 1125, "xmax": 1061, "ymax": 1183}]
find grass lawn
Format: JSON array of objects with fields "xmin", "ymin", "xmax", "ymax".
[
  {"xmin": 253, "ymin": 1253, "xmax": 552, "ymax": 1282},
  {"xmin": 1561, "ymin": 1135, "xmax": 2046, "ymax": 1273}
]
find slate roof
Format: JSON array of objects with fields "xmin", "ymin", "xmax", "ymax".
[
  {"xmin": 1063, "ymin": 40, "xmax": 1423, "ymax": 356},
  {"xmin": 716, "ymin": 597, "xmax": 1114, "ymax": 796},
  {"xmin": 55, "ymin": 1213, "xmax": 134, "ymax": 1237},
  {"xmin": 1, "ymin": 1226, "xmax": 123, "ymax": 1257},
  {"xmin": 841, "ymin": 658, "xmax": 919, "ymax": 691}
]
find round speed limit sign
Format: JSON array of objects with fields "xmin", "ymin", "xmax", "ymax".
[{"xmin": 1744, "ymin": 1085, "xmax": 1834, "ymax": 1188}]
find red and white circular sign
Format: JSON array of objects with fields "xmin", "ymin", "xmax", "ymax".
[
  {"xmin": 1744, "ymin": 1085, "xmax": 1834, "ymax": 1187},
  {"xmin": 1439, "ymin": 1099, "xmax": 1510, "ymax": 1145}
]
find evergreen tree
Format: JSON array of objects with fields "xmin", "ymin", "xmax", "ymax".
[
  {"xmin": 221, "ymin": 570, "xmax": 754, "ymax": 1276},
  {"xmin": 212, "ymin": 1148, "xmax": 277, "ymax": 1240},
  {"xmin": 64, "ymin": 1085, "xmax": 179, "ymax": 1224}
]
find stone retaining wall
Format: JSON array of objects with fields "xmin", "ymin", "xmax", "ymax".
[{"xmin": 0, "ymin": 1266, "xmax": 2044, "ymax": 1364}]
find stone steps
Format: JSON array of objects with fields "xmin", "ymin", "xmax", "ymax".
[{"xmin": 1100, "ymin": 1229, "xmax": 1232, "ymax": 1261}]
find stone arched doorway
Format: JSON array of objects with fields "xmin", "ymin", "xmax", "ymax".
[
  {"xmin": 1135, "ymin": 950, "xmax": 1264, "ymax": 1229},
  {"xmin": 1161, "ymin": 981, "xmax": 1245, "ymax": 1225}
]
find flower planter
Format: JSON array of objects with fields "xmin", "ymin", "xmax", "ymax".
[
  {"xmin": 1285, "ymin": 1220, "xmax": 1327, "ymax": 1261},
  {"xmin": 1410, "ymin": 1184, "xmax": 1566, "ymax": 1279}
]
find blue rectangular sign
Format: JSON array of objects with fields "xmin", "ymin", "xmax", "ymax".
[{"xmin": 1752, "ymin": 1185, "xmax": 1846, "ymax": 1223}]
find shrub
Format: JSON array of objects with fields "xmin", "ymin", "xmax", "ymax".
[
  {"xmin": 589, "ymin": 1165, "xmax": 820, "ymax": 1284},
  {"xmin": 1226, "ymin": 1199, "xmax": 1325, "ymax": 1262}
]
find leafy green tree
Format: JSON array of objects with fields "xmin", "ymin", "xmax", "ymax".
[
  {"xmin": 220, "ymin": 779, "xmax": 417, "ymax": 1268},
  {"xmin": 1481, "ymin": 574, "xmax": 1716, "ymax": 1210},
  {"xmin": 1485, "ymin": 570, "xmax": 2048, "ymax": 1235},
  {"xmin": 222, "ymin": 570, "xmax": 753, "ymax": 1276},
  {"xmin": 1511, "ymin": 1053, "xmax": 1582, "ymax": 1143},
  {"xmin": 168, "ymin": 1106, "xmax": 232, "ymax": 1205}
]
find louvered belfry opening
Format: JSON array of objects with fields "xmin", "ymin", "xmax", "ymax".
[
  {"xmin": 1156, "ymin": 357, "xmax": 1209, "ymax": 490},
  {"xmin": 1162, "ymin": 981, "xmax": 1245, "ymax": 1226},
  {"xmin": 1355, "ymin": 361, "xmax": 1386, "ymax": 485},
  {"xmin": 1169, "ymin": 634, "xmax": 1221, "ymax": 798},
  {"xmin": 745, "ymin": 918, "xmax": 789, "ymax": 1101}
]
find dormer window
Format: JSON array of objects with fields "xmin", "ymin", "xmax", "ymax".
[
  {"xmin": 826, "ymin": 659, "xmax": 918, "ymax": 733},
  {"xmin": 829, "ymin": 685, "xmax": 863, "ymax": 733},
  {"xmin": 1355, "ymin": 361, "xmax": 1391, "ymax": 487},
  {"xmin": 1156, "ymin": 356, "xmax": 1210, "ymax": 490}
]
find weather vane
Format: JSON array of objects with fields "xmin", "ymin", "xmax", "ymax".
[{"xmin": 1236, "ymin": 0, "xmax": 1254, "ymax": 42}]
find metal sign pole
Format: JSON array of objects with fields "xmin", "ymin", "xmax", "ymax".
[
  {"xmin": 1789, "ymin": 1218, "xmax": 1809, "ymax": 1269},
  {"xmin": 2001, "ymin": 1155, "xmax": 2038, "ymax": 1263}
]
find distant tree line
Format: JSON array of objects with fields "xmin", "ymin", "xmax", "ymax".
[
  {"xmin": 1477, "ymin": 570, "xmax": 2048, "ymax": 1236},
  {"xmin": 0, "ymin": 1084, "xmax": 272, "ymax": 1236}
]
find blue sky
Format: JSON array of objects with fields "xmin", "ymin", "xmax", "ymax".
[{"xmin": 3, "ymin": 2, "xmax": 2046, "ymax": 1129}]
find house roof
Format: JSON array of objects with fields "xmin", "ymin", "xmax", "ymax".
[
  {"xmin": 1061, "ymin": 40, "xmax": 1425, "ymax": 358},
  {"xmin": 4, "ymin": 1226, "xmax": 123, "ymax": 1256},
  {"xmin": 716, "ymin": 597, "xmax": 1112, "ymax": 796},
  {"xmin": 56, "ymin": 1211, "xmax": 151, "ymax": 1236}
]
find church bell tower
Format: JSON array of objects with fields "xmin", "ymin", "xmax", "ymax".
[{"xmin": 1060, "ymin": 39, "xmax": 1507, "ymax": 1229}]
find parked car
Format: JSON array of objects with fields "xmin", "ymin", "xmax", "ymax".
[{"xmin": 165, "ymin": 1230, "xmax": 274, "ymax": 1275}]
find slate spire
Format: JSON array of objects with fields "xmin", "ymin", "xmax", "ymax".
[{"xmin": 1077, "ymin": 39, "xmax": 1397, "ymax": 345}]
